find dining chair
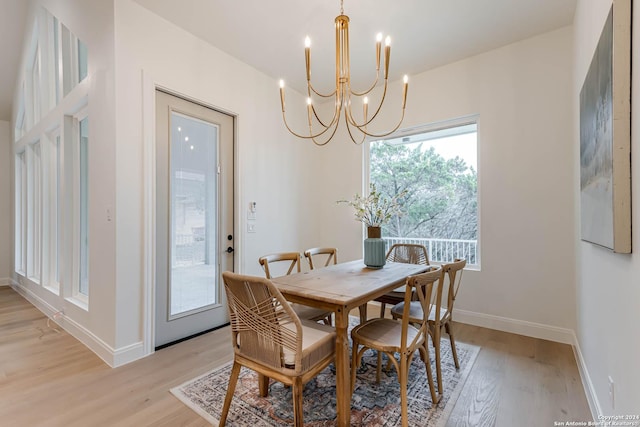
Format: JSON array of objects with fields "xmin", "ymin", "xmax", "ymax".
[
  {"xmin": 350, "ymin": 266, "xmax": 442, "ymax": 426},
  {"xmin": 391, "ymin": 258, "xmax": 466, "ymax": 394},
  {"xmin": 259, "ymin": 252, "xmax": 333, "ymax": 325},
  {"xmin": 374, "ymin": 243, "xmax": 430, "ymax": 318},
  {"xmin": 303, "ymin": 247, "xmax": 338, "ymax": 270},
  {"xmin": 220, "ymin": 272, "xmax": 336, "ymax": 427}
]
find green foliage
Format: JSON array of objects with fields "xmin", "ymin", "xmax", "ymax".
[{"xmin": 370, "ymin": 141, "xmax": 477, "ymax": 240}]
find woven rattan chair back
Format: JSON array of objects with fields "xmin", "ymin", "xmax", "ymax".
[{"xmin": 220, "ymin": 272, "xmax": 336, "ymax": 426}]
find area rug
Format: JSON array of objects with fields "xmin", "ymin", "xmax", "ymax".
[{"xmin": 171, "ymin": 320, "xmax": 480, "ymax": 426}]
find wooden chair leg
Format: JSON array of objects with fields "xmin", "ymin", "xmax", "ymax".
[
  {"xmin": 445, "ymin": 321, "xmax": 460, "ymax": 369},
  {"xmin": 258, "ymin": 373, "xmax": 270, "ymax": 397},
  {"xmin": 220, "ymin": 361, "xmax": 241, "ymax": 426},
  {"xmin": 358, "ymin": 304, "xmax": 367, "ymax": 323},
  {"xmin": 419, "ymin": 344, "xmax": 439, "ymax": 405},
  {"xmin": 400, "ymin": 356, "xmax": 409, "ymax": 427},
  {"xmin": 292, "ymin": 377, "xmax": 304, "ymax": 427},
  {"xmin": 433, "ymin": 328, "xmax": 443, "ymax": 394},
  {"xmin": 379, "ymin": 302, "xmax": 386, "ymax": 318}
]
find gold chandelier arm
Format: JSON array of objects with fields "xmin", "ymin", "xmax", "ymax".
[
  {"xmin": 280, "ymin": 107, "xmax": 340, "ymax": 140},
  {"xmin": 348, "ymin": 70, "xmax": 380, "ymax": 97},
  {"xmin": 310, "ymin": 117, "xmax": 342, "ymax": 146},
  {"xmin": 310, "ymin": 102, "xmax": 339, "ymax": 129},
  {"xmin": 344, "ymin": 79, "xmax": 389, "ymax": 128},
  {"xmin": 352, "ymin": 107, "xmax": 406, "ymax": 138},
  {"xmin": 308, "ymin": 81, "xmax": 338, "ymax": 98},
  {"xmin": 344, "ymin": 114, "xmax": 367, "ymax": 145},
  {"xmin": 306, "ymin": 87, "xmax": 340, "ymax": 128}
]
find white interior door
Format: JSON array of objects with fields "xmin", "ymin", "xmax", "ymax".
[{"xmin": 155, "ymin": 90, "xmax": 234, "ymax": 348}]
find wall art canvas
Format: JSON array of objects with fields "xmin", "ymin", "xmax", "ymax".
[{"xmin": 579, "ymin": 0, "xmax": 631, "ymax": 253}]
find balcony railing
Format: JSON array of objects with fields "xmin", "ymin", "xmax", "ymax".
[{"xmin": 382, "ymin": 237, "xmax": 478, "ymax": 265}]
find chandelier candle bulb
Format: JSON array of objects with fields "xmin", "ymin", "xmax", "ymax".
[
  {"xmin": 384, "ymin": 36, "xmax": 391, "ymax": 79},
  {"xmin": 306, "ymin": 97, "xmax": 313, "ymax": 125},
  {"xmin": 279, "ymin": 79, "xmax": 285, "ymax": 112},
  {"xmin": 402, "ymin": 75, "xmax": 408, "ymax": 108},
  {"xmin": 305, "ymin": 36, "xmax": 311, "ymax": 81},
  {"xmin": 376, "ymin": 33, "xmax": 382, "ymax": 70},
  {"xmin": 363, "ymin": 96, "xmax": 369, "ymax": 120}
]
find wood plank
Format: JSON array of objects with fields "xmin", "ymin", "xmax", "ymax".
[{"xmin": 0, "ymin": 287, "xmax": 592, "ymax": 426}]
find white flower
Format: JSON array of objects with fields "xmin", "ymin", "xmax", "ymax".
[{"xmin": 337, "ymin": 184, "xmax": 406, "ymax": 227}]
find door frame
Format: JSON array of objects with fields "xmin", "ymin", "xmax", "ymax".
[{"xmin": 141, "ymin": 73, "xmax": 239, "ymax": 355}]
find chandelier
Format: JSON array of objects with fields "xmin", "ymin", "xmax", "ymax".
[{"xmin": 278, "ymin": 0, "xmax": 409, "ymax": 146}]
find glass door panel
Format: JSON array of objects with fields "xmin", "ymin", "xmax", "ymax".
[{"xmin": 170, "ymin": 112, "xmax": 218, "ymax": 317}]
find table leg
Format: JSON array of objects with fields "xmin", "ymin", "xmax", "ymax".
[{"xmin": 334, "ymin": 307, "xmax": 350, "ymax": 427}]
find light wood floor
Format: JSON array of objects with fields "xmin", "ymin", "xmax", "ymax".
[{"xmin": 0, "ymin": 287, "xmax": 591, "ymax": 426}]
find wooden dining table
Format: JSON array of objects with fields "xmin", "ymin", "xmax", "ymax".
[{"xmin": 271, "ymin": 259, "xmax": 430, "ymax": 427}]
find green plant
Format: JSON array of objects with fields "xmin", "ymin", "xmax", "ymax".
[{"xmin": 338, "ymin": 184, "xmax": 407, "ymax": 227}]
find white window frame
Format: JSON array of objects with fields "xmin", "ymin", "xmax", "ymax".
[
  {"xmin": 30, "ymin": 141, "xmax": 44, "ymax": 283},
  {"xmin": 43, "ymin": 127, "xmax": 62, "ymax": 294},
  {"xmin": 15, "ymin": 152, "xmax": 27, "ymax": 275},
  {"xmin": 67, "ymin": 106, "xmax": 89, "ymax": 305},
  {"xmin": 365, "ymin": 115, "xmax": 481, "ymax": 269}
]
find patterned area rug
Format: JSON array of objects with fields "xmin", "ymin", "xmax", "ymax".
[{"xmin": 171, "ymin": 320, "xmax": 479, "ymax": 426}]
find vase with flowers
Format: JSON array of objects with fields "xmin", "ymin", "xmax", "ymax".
[{"xmin": 338, "ymin": 184, "xmax": 406, "ymax": 268}]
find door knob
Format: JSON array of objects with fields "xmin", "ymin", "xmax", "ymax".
[{"xmin": 226, "ymin": 247, "xmax": 234, "ymax": 253}]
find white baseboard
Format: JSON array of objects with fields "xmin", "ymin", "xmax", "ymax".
[
  {"xmin": 10, "ymin": 282, "xmax": 146, "ymax": 368},
  {"xmin": 454, "ymin": 308, "xmax": 600, "ymax": 420},
  {"xmin": 0, "ymin": 277, "xmax": 11, "ymax": 286},
  {"xmin": 571, "ymin": 332, "xmax": 601, "ymax": 421},
  {"xmin": 454, "ymin": 308, "xmax": 575, "ymax": 344}
]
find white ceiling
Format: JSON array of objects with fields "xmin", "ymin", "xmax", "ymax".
[
  {"xmin": 132, "ymin": 0, "xmax": 577, "ymax": 95},
  {"xmin": 0, "ymin": 0, "xmax": 576, "ymax": 123}
]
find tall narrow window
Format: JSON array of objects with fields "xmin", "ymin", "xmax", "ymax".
[
  {"xmin": 78, "ymin": 39, "xmax": 88, "ymax": 82},
  {"xmin": 31, "ymin": 142, "xmax": 43, "ymax": 282},
  {"xmin": 47, "ymin": 130, "xmax": 62, "ymax": 290},
  {"xmin": 369, "ymin": 121, "xmax": 479, "ymax": 265},
  {"xmin": 79, "ymin": 116, "xmax": 89, "ymax": 296},
  {"xmin": 30, "ymin": 48, "xmax": 41, "ymax": 125},
  {"xmin": 15, "ymin": 153, "xmax": 26, "ymax": 274}
]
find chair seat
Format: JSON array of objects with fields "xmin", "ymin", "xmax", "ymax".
[
  {"xmin": 351, "ymin": 318, "xmax": 422, "ymax": 351},
  {"xmin": 391, "ymin": 303, "xmax": 449, "ymax": 324},
  {"xmin": 282, "ymin": 320, "xmax": 336, "ymax": 369},
  {"xmin": 290, "ymin": 303, "xmax": 332, "ymax": 323}
]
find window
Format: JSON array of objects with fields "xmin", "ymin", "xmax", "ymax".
[
  {"xmin": 29, "ymin": 46, "xmax": 41, "ymax": 126},
  {"xmin": 61, "ymin": 24, "xmax": 88, "ymax": 96},
  {"xmin": 78, "ymin": 39, "xmax": 88, "ymax": 82},
  {"xmin": 78, "ymin": 115, "xmax": 89, "ymax": 296},
  {"xmin": 46, "ymin": 129, "xmax": 62, "ymax": 290},
  {"xmin": 368, "ymin": 120, "xmax": 479, "ymax": 265},
  {"xmin": 29, "ymin": 142, "xmax": 43, "ymax": 282},
  {"xmin": 15, "ymin": 152, "xmax": 27, "ymax": 274}
]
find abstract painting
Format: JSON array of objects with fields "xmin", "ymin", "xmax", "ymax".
[{"xmin": 579, "ymin": 0, "xmax": 631, "ymax": 253}]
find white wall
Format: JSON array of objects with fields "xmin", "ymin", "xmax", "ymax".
[
  {"xmin": 11, "ymin": 0, "xmax": 119, "ymax": 363},
  {"xmin": 319, "ymin": 28, "xmax": 578, "ymax": 333},
  {"xmin": 113, "ymin": 0, "xmax": 324, "ymax": 351},
  {"xmin": 574, "ymin": 0, "xmax": 640, "ymax": 414},
  {"xmin": 0, "ymin": 120, "xmax": 11, "ymax": 283}
]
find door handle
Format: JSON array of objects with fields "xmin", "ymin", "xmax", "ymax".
[{"xmin": 226, "ymin": 247, "xmax": 234, "ymax": 253}]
